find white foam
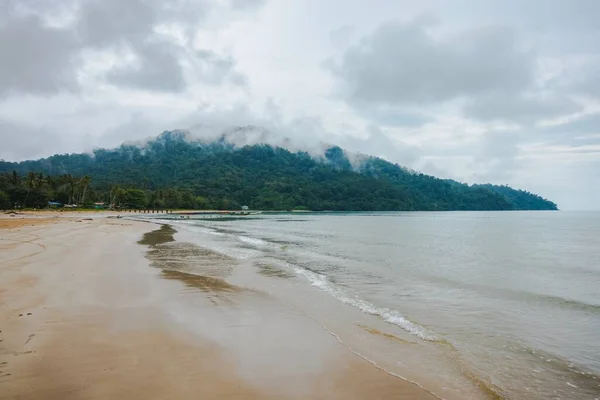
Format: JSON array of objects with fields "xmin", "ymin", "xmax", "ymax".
[
  {"xmin": 238, "ymin": 236, "xmax": 268, "ymax": 246},
  {"xmin": 291, "ymin": 265, "xmax": 438, "ymax": 341},
  {"xmin": 172, "ymin": 222, "xmax": 224, "ymax": 236},
  {"xmin": 170, "ymin": 222, "xmax": 262, "ymax": 260}
]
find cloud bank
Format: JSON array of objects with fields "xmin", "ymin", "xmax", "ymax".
[{"xmin": 1, "ymin": 0, "xmax": 599, "ymax": 209}]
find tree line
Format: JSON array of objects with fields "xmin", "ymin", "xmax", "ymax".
[
  {"xmin": 0, "ymin": 172, "xmax": 92, "ymax": 209},
  {"xmin": 0, "ymin": 171, "xmax": 214, "ymax": 210},
  {"xmin": 0, "ymin": 131, "xmax": 558, "ymax": 211}
]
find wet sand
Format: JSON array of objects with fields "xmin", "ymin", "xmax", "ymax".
[{"xmin": 0, "ymin": 215, "xmax": 438, "ymax": 399}]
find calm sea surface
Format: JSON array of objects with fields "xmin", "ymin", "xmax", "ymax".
[{"xmin": 147, "ymin": 211, "xmax": 600, "ymax": 399}]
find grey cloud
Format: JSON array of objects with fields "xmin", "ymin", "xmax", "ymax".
[
  {"xmin": 470, "ymin": 131, "xmax": 524, "ymax": 183},
  {"xmin": 538, "ymin": 113, "xmax": 600, "ymax": 148},
  {"xmin": 426, "ymin": 128, "xmax": 525, "ymax": 184},
  {"xmin": 195, "ymin": 50, "xmax": 248, "ymax": 87},
  {"xmin": 113, "ymin": 101, "xmax": 418, "ymax": 167},
  {"xmin": 0, "ymin": 15, "xmax": 79, "ymax": 95},
  {"xmin": 544, "ymin": 114, "xmax": 600, "ymax": 135},
  {"xmin": 329, "ymin": 25, "xmax": 356, "ymax": 49},
  {"xmin": 77, "ymin": 0, "xmax": 156, "ymax": 46},
  {"xmin": 107, "ymin": 40, "xmax": 186, "ymax": 92},
  {"xmin": 76, "ymin": 0, "xmax": 188, "ymax": 93},
  {"xmin": 0, "ymin": 0, "xmax": 250, "ymax": 96},
  {"xmin": 570, "ymin": 66, "xmax": 600, "ymax": 99},
  {"xmin": 481, "ymin": 0, "xmax": 600, "ymax": 32},
  {"xmin": 464, "ymin": 93, "xmax": 581, "ymax": 123},
  {"xmin": 418, "ymin": 129, "xmax": 525, "ymax": 185},
  {"xmin": 419, "ymin": 162, "xmax": 452, "ymax": 181},
  {"xmin": 358, "ymin": 106, "xmax": 432, "ymax": 127},
  {"xmin": 328, "ymin": 17, "xmax": 590, "ymax": 127},
  {"xmin": 229, "ymin": 0, "xmax": 266, "ymax": 11},
  {"xmin": 329, "ymin": 21, "xmax": 533, "ymax": 105},
  {"xmin": 341, "ymin": 125, "xmax": 421, "ymax": 167},
  {"xmin": 0, "ymin": 119, "xmax": 66, "ymax": 160},
  {"xmin": 98, "ymin": 111, "xmax": 173, "ymax": 149},
  {"xmin": 181, "ymin": 103, "xmax": 325, "ymax": 152},
  {"xmin": 1, "ymin": 0, "xmax": 78, "ymax": 23}
]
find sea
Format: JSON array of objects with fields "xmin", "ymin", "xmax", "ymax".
[{"xmin": 139, "ymin": 211, "xmax": 600, "ymax": 399}]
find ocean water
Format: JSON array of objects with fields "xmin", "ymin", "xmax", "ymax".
[{"xmin": 143, "ymin": 211, "xmax": 600, "ymax": 399}]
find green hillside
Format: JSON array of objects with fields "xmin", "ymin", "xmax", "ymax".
[{"xmin": 0, "ymin": 130, "xmax": 558, "ymax": 211}]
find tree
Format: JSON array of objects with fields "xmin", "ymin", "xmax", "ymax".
[
  {"xmin": 0, "ymin": 190, "xmax": 10, "ymax": 210},
  {"xmin": 121, "ymin": 189, "xmax": 147, "ymax": 209},
  {"xmin": 181, "ymin": 190, "xmax": 196, "ymax": 209},
  {"xmin": 150, "ymin": 188, "xmax": 165, "ymax": 209},
  {"xmin": 23, "ymin": 171, "xmax": 37, "ymax": 207},
  {"xmin": 36, "ymin": 172, "xmax": 45, "ymax": 189},
  {"xmin": 195, "ymin": 196, "xmax": 209, "ymax": 210},
  {"xmin": 79, "ymin": 175, "xmax": 91, "ymax": 205},
  {"xmin": 64, "ymin": 174, "xmax": 76, "ymax": 205},
  {"xmin": 163, "ymin": 188, "xmax": 182, "ymax": 209},
  {"xmin": 109, "ymin": 185, "xmax": 119, "ymax": 206},
  {"xmin": 46, "ymin": 175, "xmax": 57, "ymax": 193},
  {"xmin": 10, "ymin": 170, "xmax": 19, "ymax": 185}
]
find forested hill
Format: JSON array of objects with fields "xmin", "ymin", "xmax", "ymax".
[{"xmin": 0, "ymin": 130, "xmax": 558, "ymax": 211}]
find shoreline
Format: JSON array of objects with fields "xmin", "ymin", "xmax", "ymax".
[{"xmin": 0, "ymin": 213, "xmax": 438, "ymax": 399}]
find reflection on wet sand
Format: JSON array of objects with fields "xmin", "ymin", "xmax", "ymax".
[
  {"xmin": 256, "ymin": 262, "xmax": 296, "ymax": 279},
  {"xmin": 138, "ymin": 224, "xmax": 176, "ymax": 246},
  {"xmin": 140, "ymin": 224, "xmax": 236, "ymax": 279},
  {"xmin": 358, "ymin": 325, "xmax": 418, "ymax": 345},
  {"xmin": 161, "ymin": 270, "xmax": 240, "ymax": 293}
]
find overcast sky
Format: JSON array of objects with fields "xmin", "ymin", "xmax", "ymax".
[{"xmin": 1, "ymin": 0, "xmax": 599, "ymax": 209}]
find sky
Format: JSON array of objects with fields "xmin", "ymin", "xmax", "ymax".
[{"xmin": 1, "ymin": 0, "xmax": 599, "ymax": 210}]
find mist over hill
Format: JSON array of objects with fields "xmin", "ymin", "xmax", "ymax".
[{"xmin": 0, "ymin": 130, "xmax": 557, "ymax": 211}]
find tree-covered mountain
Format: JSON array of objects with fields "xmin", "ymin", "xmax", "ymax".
[{"xmin": 0, "ymin": 130, "xmax": 558, "ymax": 211}]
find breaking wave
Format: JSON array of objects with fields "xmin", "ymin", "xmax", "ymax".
[{"xmin": 290, "ymin": 264, "xmax": 438, "ymax": 342}]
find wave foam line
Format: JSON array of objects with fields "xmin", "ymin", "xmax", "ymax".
[
  {"xmin": 238, "ymin": 235, "xmax": 269, "ymax": 246},
  {"xmin": 291, "ymin": 265, "xmax": 438, "ymax": 342}
]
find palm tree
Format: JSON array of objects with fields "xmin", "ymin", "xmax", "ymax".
[
  {"xmin": 11, "ymin": 170, "xmax": 19, "ymax": 185},
  {"xmin": 110, "ymin": 185, "xmax": 123, "ymax": 207},
  {"xmin": 65, "ymin": 174, "xmax": 76, "ymax": 206},
  {"xmin": 23, "ymin": 172, "xmax": 37, "ymax": 207},
  {"xmin": 36, "ymin": 172, "xmax": 45, "ymax": 189},
  {"xmin": 79, "ymin": 175, "xmax": 91, "ymax": 206},
  {"xmin": 46, "ymin": 175, "xmax": 60, "ymax": 198},
  {"xmin": 152, "ymin": 188, "xmax": 164, "ymax": 209}
]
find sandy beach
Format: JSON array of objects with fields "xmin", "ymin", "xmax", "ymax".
[{"xmin": 0, "ymin": 213, "xmax": 437, "ymax": 399}]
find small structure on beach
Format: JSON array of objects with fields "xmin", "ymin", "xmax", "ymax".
[
  {"xmin": 48, "ymin": 201, "xmax": 62, "ymax": 208},
  {"xmin": 94, "ymin": 202, "xmax": 106, "ymax": 209}
]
